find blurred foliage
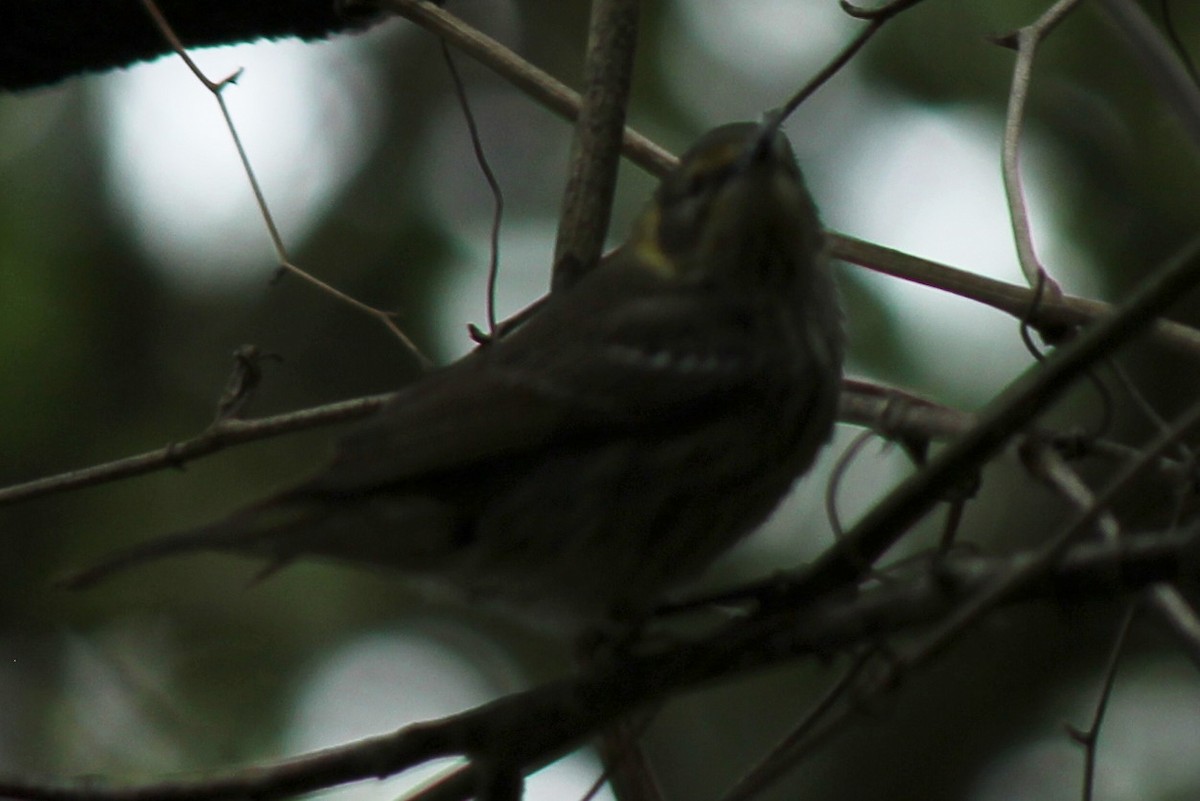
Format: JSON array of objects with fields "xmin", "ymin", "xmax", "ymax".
[{"xmin": 2, "ymin": 1, "xmax": 1200, "ymax": 799}]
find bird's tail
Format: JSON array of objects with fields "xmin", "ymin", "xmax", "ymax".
[
  {"xmin": 60, "ymin": 491, "xmax": 463, "ymax": 589},
  {"xmin": 58, "ymin": 500, "xmax": 303, "ymax": 589}
]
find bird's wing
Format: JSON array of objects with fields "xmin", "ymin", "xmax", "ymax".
[
  {"xmin": 308, "ymin": 279, "xmax": 769, "ymax": 493},
  {"xmin": 307, "ymin": 364, "xmax": 579, "ymax": 492}
]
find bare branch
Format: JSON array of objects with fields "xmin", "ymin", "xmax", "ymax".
[
  {"xmin": 1020, "ymin": 439, "xmax": 1122, "ymax": 544},
  {"xmin": 140, "ymin": 0, "xmax": 430, "ymax": 361},
  {"xmin": 719, "ymin": 652, "xmax": 871, "ymax": 801},
  {"xmin": 3, "ymin": 374, "xmax": 1185, "ymax": 513},
  {"xmin": 552, "ymin": 0, "xmax": 641, "ymax": 291},
  {"xmin": 1147, "ymin": 584, "xmax": 1200, "ymax": 671},
  {"xmin": 774, "ymin": 0, "xmax": 936, "ymax": 122},
  {"xmin": 784, "ymin": 231, "xmax": 1200, "ymax": 606},
  {"xmin": 439, "ymin": 41, "xmax": 505, "ymax": 337},
  {"xmin": 905, "ymin": 395, "xmax": 1200, "ymax": 666},
  {"xmin": 339, "ymin": 2, "xmax": 1200, "ymax": 361},
  {"xmin": 380, "ymin": 0, "xmax": 674, "ymax": 177},
  {"xmin": 1098, "ymin": 0, "xmax": 1200, "ymax": 151},
  {"xmin": 1066, "ymin": 604, "xmax": 1136, "ymax": 801},
  {"xmin": 994, "ymin": 0, "xmax": 1084, "ymax": 298},
  {"xmin": 0, "ymin": 394, "xmax": 393, "ymax": 507}
]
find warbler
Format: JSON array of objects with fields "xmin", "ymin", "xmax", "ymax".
[{"xmin": 67, "ymin": 122, "xmax": 844, "ymax": 633}]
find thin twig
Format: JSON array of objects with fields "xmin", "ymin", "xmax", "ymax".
[
  {"xmin": 774, "ymin": 0, "xmax": 934, "ymax": 122},
  {"xmin": 1021, "ymin": 440, "xmax": 1122, "ymax": 544},
  {"xmin": 139, "ymin": 0, "xmax": 429, "ymax": 363},
  {"xmin": 381, "ymin": 0, "xmax": 673, "ymax": 178},
  {"xmin": 719, "ymin": 652, "xmax": 871, "ymax": 801},
  {"xmin": 775, "ymin": 16, "xmax": 881, "ymax": 122},
  {"xmin": 829, "ymin": 233, "xmax": 1200, "ymax": 359},
  {"xmin": 1065, "ymin": 604, "xmax": 1136, "ymax": 801},
  {"xmin": 825, "ymin": 429, "xmax": 881, "ymax": 539},
  {"xmin": 994, "ymin": 0, "xmax": 1083, "ymax": 298},
  {"xmin": 1105, "ymin": 359, "xmax": 1195, "ymax": 468},
  {"xmin": 439, "ymin": 40, "xmax": 505, "ymax": 337},
  {"xmin": 840, "ymin": 0, "xmax": 930, "ymax": 21},
  {"xmin": 3, "ymin": 375, "xmax": 1184, "ymax": 513}
]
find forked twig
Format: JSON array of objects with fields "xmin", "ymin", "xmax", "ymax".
[
  {"xmin": 1065, "ymin": 604, "xmax": 1136, "ymax": 801},
  {"xmin": 830, "ymin": 233, "xmax": 1200, "ymax": 359},
  {"xmin": 1147, "ymin": 584, "xmax": 1200, "ymax": 671},
  {"xmin": 774, "ymin": 0, "xmax": 934, "ymax": 122},
  {"xmin": 1, "ymin": 374, "xmax": 1174, "ymax": 513},
  {"xmin": 439, "ymin": 40, "xmax": 505, "ymax": 337},
  {"xmin": 385, "ymin": 0, "xmax": 1200, "ymax": 360},
  {"xmin": 0, "ymin": 394, "xmax": 393, "ymax": 507},
  {"xmin": 993, "ymin": 0, "xmax": 1083, "ymax": 301},
  {"xmin": 381, "ymin": 0, "xmax": 674, "ymax": 178},
  {"xmin": 138, "ymin": 0, "xmax": 430, "ymax": 364},
  {"xmin": 2, "ymin": 527, "xmax": 1196, "ymax": 801}
]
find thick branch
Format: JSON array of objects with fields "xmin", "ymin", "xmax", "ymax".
[
  {"xmin": 791, "ymin": 232, "xmax": 1200, "ymax": 603},
  {"xmin": 0, "ymin": 528, "xmax": 1193, "ymax": 801},
  {"xmin": 0, "ymin": 394, "xmax": 393, "ymax": 507}
]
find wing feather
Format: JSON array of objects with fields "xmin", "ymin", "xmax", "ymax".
[{"xmin": 308, "ymin": 270, "xmax": 776, "ymax": 493}]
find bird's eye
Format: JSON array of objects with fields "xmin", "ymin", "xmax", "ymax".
[
  {"xmin": 683, "ymin": 171, "xmax": 709, "ymax": 199},
  {"xmin": 681, "ymin": 163, "xmax": 732, "ymax": 201}
]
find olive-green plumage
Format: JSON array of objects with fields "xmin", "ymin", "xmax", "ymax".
[{"xmin": 68, "ymin": 122, "xmax": 844, "ymax": 633}]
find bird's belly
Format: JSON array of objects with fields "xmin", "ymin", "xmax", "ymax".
[{"xmin": 452, "ymin": 399, "xmax": 823, "ymax": 630}]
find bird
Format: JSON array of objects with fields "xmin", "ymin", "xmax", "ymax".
[{"xmin": 65, "ymin": 121, "xmax": 844, "ymax": 635}]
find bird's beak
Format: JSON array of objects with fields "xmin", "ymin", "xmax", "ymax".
[{"xmin": 738, "ymin": 112, "xmax": 787, "ymax": 173}]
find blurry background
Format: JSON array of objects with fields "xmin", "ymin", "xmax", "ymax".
[{"xmin": 2, "ymin": 1, "xmax": 1200, "ymax": 799}]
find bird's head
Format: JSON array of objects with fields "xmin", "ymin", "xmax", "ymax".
[{"xmin": 629, "ymin": 121, "xmax": 826, "ymax": 291}]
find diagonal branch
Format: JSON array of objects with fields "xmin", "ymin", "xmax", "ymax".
[
  {"xmin": 138, "ymin": 0, "xmax": 429, "ymax": 360},
  {"xmin": 2, "ymin": 527, "xmax": 1196, "ymax": 801},
  {"xmin": 830, "ymin": 234, "xmax": 1200, "ymax": 357},
  {"xmin": 785, "ymin": 231, "xmax": 1200, "ymax": 605},
  {"xmin": 381, "ymin": 0, "xmax": 673, "ymax": 177},
  {"xmin": 993, "ymin": 0, "xmax": 1084, "ymax": 299}
]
